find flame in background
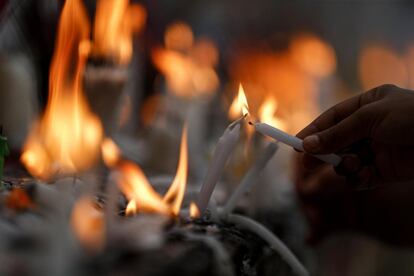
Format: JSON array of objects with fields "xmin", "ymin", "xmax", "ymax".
[
  {"xmin": 189, "ymin": 201, "xmax": 200, "ymax": 219},
  {"xmin": 117, "ymin": 126, "xmax": 188, "ymax": 216},
  {"xmin": 152, "ymin": 22, "xmax": 219, "ymax": 98},
  {"xmin": 230, "ymin": 33, "xmax": 337, "ymax": 133},
  {"xmin": 258, "ymin": 97, "xmax": 286, "ymax": 131},
  {"xmin": 93, "ymin": 0, "xmax": 146, "ymax": 64},
  {"xmin": 359, "ymin": 45, "xmax": 408, "ymax": 90},
  {"xmin": 21, "ymin": 0, "xmax": 103, "ymax": 180}
]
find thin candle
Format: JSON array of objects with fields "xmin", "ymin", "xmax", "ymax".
[
  {"xmin": 196, "ymin": 120, "xmax": 242, "ymax": 214},
  {"xmin": 251, "ymin": 122, "xmax": 341, "ymax": 166}
]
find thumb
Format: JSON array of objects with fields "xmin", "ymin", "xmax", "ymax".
[{"xmin": 303, "ymin": 107, "xmax": 374, "ymax": 154}]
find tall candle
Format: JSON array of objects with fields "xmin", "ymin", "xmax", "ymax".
[
  {"xmin": 196, "ymin": 120, "xmax": 242, "ymax": 214},
  {"xmin": 252, "ymin": 122, "xmax": 341, "ymax": 166}
]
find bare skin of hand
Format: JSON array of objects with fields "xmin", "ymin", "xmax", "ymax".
[{"xmin": 295, "ymin": 84, "xmax": 414, "ymax": 246}]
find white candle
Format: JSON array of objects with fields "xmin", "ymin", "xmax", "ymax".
[
  {"xmin": 252, "ymin": 122, "xmax": 341, "ymax": 166},
  {"xmin": 196, "ymin": 120, "xmax": 242, "ymax": 214},
  {"xmin": 222, "ymin": 142, "xmax": 279, "ymax": 216}
]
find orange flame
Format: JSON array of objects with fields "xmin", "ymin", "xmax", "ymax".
[
  {"xmin": 163, "ymin": 125, "xmax": 188, "ymax": 216},
  {"xmin": 101, "ymin": 138, "xmax": 121, "ymax": 167},
  {"xmin": 117, "ymin": 162, "xmax": 171, "ymax": 215},
  {"xmin": 258, "ymin": 97, "xmax": 286, "ymax": 131},
  {"xmin": 116, "ymin": 126, "xmax": 188, "ymax": 217},
  {"xmin": 93, "ymin": 0, "xmax": 146, "ymax": 64},
  {"xmin": 21, "ymin": 0, "xmax": 103, "ymax": 180},
  {"xmin": 71, "ymin": 196, "xmax": 105, "ymax": 252},
  {"xmin": 229, "ymin": 84, "xmax": 249, "ymax": 119}
]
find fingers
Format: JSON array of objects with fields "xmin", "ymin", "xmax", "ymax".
[
  {"xmin": 297, "ymin": 84, "xmax": 392, "ymax": 150},
  {"xmin": 303, "ymin": 106, "xmax": 376, "ymax": 154}
]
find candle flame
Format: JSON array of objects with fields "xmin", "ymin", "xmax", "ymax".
[
  {"xmin": 229, "ymin": 83, "xmax": 249, "ymax": 119},
  {"xmin": 21, "ymin": 0, "xmax": 103, "ymax": 180},
  {"xmin": 125, "ymin": 199, "xmax": 137, "ymax": 215}
]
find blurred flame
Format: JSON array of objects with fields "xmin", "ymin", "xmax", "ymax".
[
  {"xmin": 163, "ymin": 125, "xmax": 188, "ymax": 216},
  {"xmin": 116, "ymin": 127, "xmax": 188, "ymax": 217},
  {"xmin": 21, "ymin": 0, "xmax": 103, "ymax": 180},
  {"xmin": 290, "ymin": 34, "xmax": 336, "ymax": 77},
  {"xmin": 359, "ymin": 45, "xmax": 408, "ymax": 90},
  {"xmin": 117, "ymin": 161, "xmax": 171, "ymax": 215},
  {"xmin": 71, "ymin": 197, "xmax": 105, "ymax": 252},
  {"xmin": 152, "ymin": 22, "xmax": 219, "ymax": 98},
  {"xmin": 189, "ymin": 201, "xmax": 200, "ymax": 219},
  {"xmin": 101, "ymin": 138, "xmax": 120, "ymax": 167},
  {"xmin": 258, "ymin": 97, "xmax": 286, "ymax": 131},
  {"xmin": 93, "ymin": 0, "xmax": 146, "ymax": 64},
  {"xmin": 229, "ymin": 84, "xmax": 249, "ymax": 119}
]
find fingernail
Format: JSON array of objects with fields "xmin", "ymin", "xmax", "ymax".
[{"xmin": 304, "ymin": 135, "xmax": 321, "ymax": 152}]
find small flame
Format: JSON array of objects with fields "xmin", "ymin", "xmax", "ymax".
[
  {"xmin": 125, "ymin": 199, "xmax": 137, "ymax": 215},
  {"xmin": 21, "ymin": 0, "xmax": 103, "ymax": 180},
  {"xmin": 71, "ymin": 197, "xmax": 105, "ymax": 252},
  {"xmin": 258, "ymin": 97, "xmax": 286, "ymax": 131},
  {"xmin": 93, "ymin": 0, "xmax": 146, "ymax": 64},
  {"xmin": 117, "ymin": 162, "xmax": 171, "ymax": 216},
  {"xmin": 189, "ymin": 201, "xmax": 200, "ymax": 219},
  {"xmin": 163, "ymin": 125, "xmax": 188, "ymax": 216},
  {"xmin": 101, "ymin": 138, "xmax": 121, "ymax": 167},
  {"xmin": 229, "ymin": 83, "xmax": 249, "ymax": 119}
]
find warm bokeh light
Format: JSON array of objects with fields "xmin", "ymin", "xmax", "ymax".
[
  {"xmin": 93, "ymin": 0, "xmax": 146, "ymax": 64},
  {"xmin": 152, "ymin": 22, "xmax": 219, "ymax": 98},
  {"xmin": 258, "ymin": 97, "xmax": 286, "ymax": 131},
  {"xmin": 165, "ymin": 22, "xmax": 194, "ymax": 51},
  {"xmin": 101, "ymin": 138, "xmax": 121, "ymax": 167},
  {"xmin": 71, "ymin": 196, "xmax": 105, "ymax": 252},
  {"xmin": 359, "ymin": 45, "xmax": 408, "ymax": 90},
  {"xmin": 290, "ymin": 34, "xmax": 336, "ymax": 78},
  {"xmin": 21, "ymin": 0, "xmax": 103, "ymax": 180}
]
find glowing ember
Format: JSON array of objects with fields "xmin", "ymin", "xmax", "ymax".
[
  {"xmin": 71, "ymin": 196, "xmax": 105, "ymax": 252},
  {"xmin": 6, "ymin": 188, "xmax": 35, "ymax": 211},
  {"xmin": 93, "ymin": 0, "xmax": 146, "ymax": 64},
  {"xmin": 21, "ymin": 0, "xmax": 103, "ymax": 180},
  {"xmin": 189, "ymin": 201, "xmax": 200, "ymax": 219},
  {"xmin": 101, "ymin": 138, "xmax": 121, "ymax": 167},
  {"xmin": 229, "ymin": 83, "xmax": 249, "ymax": 119},
  {"xmin": 116, "ymin": 127, "xmax": 189, "ymax": 217},
  {"xmin": 258, "ymin": 97, "xmax": 286, "ymax": 131}
]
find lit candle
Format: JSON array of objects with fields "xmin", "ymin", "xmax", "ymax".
[
  {"xmin": 251, "ymin": 122, "xmax": 341, "ymax": 166},
  {"xmin": 196, "ymin": 119, "xmax": 242, "ymax": 214}
]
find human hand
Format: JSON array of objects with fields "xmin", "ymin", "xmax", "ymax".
[{"xmin": 297, "ymin": 84, "xmax": 414, "ymax": 185}]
